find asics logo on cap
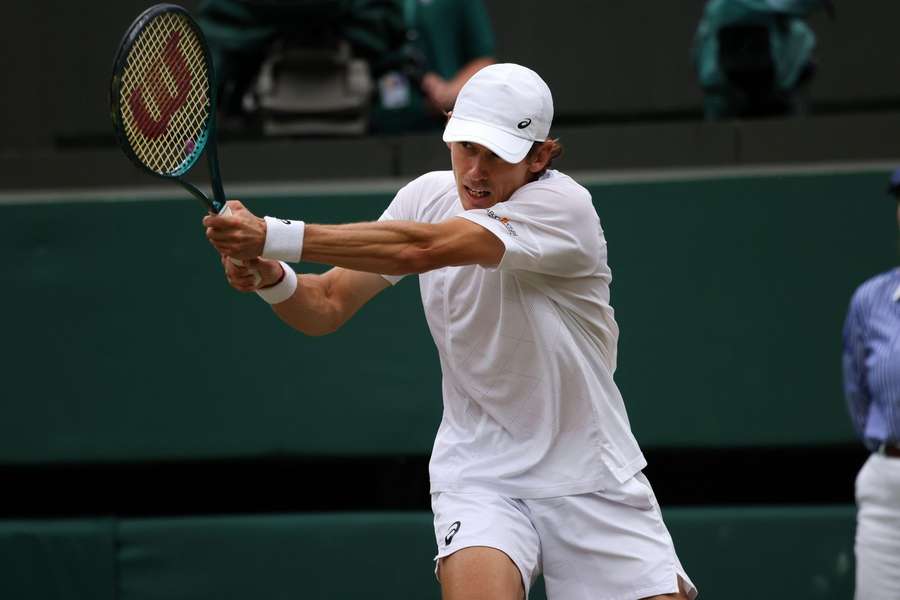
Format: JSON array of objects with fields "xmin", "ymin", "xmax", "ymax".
[{"xmin": 517, "ymin": 118, "xmax": 532, "ymax": 129}]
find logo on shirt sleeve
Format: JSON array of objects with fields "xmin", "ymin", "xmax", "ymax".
[{"xmin": 487, "ymin": 209, "xmax": 517, "ymax": 237}]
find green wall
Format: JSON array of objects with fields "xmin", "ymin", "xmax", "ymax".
[
  {"xmin": 1, "ymin": 169, "xmax": 894, "ymax": 463},
  {"xmin": 0, "ymin": 506, "xmax": 856, "ymax": 600},
  {"xmin": 597, "ymin": 171, "xmax": 895, "ymax": 447}
]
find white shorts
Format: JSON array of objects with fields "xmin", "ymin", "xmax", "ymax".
[
  {"xmin": 855, "ymin": 453, "xmax": 900, "ymax": 600},
  {"xmin": 432, "ymin": 473, "xmax": 697, "ymax": 600}
]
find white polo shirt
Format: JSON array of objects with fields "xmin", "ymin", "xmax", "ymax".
[{"xmin": 380, "ymin": 170, "xmax": 646, "ymax": 499}]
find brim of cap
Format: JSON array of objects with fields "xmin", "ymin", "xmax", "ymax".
[{"xmin": 442, "ymin": 116, "xmax": 533, "ymax": 164}]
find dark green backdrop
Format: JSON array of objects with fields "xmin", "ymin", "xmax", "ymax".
[
  {"xmin": 0, "ymin": 506, "xmax": 856, "ymax": 600},
  {"xmin": 1, "ymin": 170, "xmax": 894, "ymax": 463}
]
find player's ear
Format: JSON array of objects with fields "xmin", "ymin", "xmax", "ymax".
[{"xmin": 526, "ymin": 142, "xmax": 553, "ymax": 173}]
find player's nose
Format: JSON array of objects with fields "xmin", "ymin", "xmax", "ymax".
[{"xmin": 467, "ymin": 156, "xmax": 488, "ymax": 180}]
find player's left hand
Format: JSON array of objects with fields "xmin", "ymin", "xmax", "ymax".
[
  {"xmin": 222, "ymin": 256, "xmax": 282, "ymax": 292},
  {"xmin": 203, "ymin": 200, "xmax": 266, "ymax": 260}
]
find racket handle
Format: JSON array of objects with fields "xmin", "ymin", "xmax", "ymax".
[{"xmin": 219, "ymin": 205, "xmax": 262, "ymax": 288}]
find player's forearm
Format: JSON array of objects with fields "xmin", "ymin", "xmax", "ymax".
[
  {"xmin": 302, "ymin": 221, "xmax": 440, "ymax": 275},
  {"xmin": 271, "ymin": 273, "xmax": 342, "ymax": 336}
]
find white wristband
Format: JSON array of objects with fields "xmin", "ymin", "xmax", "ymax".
[
  {"xmin": 255, "ymin": 261, "xmax": 298, "ymax": 304},
  {"xmin": 262, "ymin": 216, "xmax": 305, "ymax": 262}
]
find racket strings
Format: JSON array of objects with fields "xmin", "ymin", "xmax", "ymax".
[{"xmin": 120, "ymin": 13, "xmax": 210, "ymax": 175}]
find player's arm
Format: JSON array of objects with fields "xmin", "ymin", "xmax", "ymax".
[
  {"xmin": 205, "ymin": 201, "xmax": 504, "ymax": 274},
  {"xmin": 275, "ymin": 266, "xmax": 390, "ymax": 336},
  {"xmin": 301, "ymin": 218, "xmax": 504, "ymax": 274},
  {"xmin": 224, "ymin": 257, "xmax": 389, "ymax": 336}
]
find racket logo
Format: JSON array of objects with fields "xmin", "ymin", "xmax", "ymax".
[{"xmin": 128, "ymin": 30, "xmax": 193, "ymax": 139}]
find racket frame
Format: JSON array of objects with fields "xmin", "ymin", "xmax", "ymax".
[{"xmin": 110, "ymin": 3, "xmax": 227, "ymax": 214}]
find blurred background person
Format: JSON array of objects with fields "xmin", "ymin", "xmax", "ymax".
[
  {"xmin": 693, "ymin": 0, "xmax": 834, "ymax": 119},
  {"xmin": 842, "ymin": 168, "xmax": 900, "ymax": 600},
  {"xmin": 369, "ymin": 0, "xmax": 495, "ymax": 134},
  {"xmin": 197, "ymin": 0, "xmax": 407, "ymax": 134}
]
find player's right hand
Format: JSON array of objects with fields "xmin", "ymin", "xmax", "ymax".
[
  {"xmin": 222, "ymin": 256, "xmax": 282, "ymax": 292},
  {"xmin": 204, "ymin": 200, "xmax": 267, "ymax": 261}
]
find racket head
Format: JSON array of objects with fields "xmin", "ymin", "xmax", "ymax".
[{"xmin": 110, "ymin": 4, "xmax": 215, "ymax": 181}]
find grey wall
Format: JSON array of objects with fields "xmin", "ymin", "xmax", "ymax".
[{"xmin": 486, "ymin": 0, "xmax": 709, "ymax": 115}]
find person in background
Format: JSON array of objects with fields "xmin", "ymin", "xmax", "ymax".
[
  {"xmin": 842, "ymin": 168, "xmax": 900, "ymax": 600},
  {"xmin": 692, "ymin": 0, "xmax": 834, "ymax": 119},
  {"xmin": 370, "ymin": 0, "xmax": 495, "ymax": 134},
  {"xmin": 196, "ymin": 0, "xmax": 407, "ymax": 129}
]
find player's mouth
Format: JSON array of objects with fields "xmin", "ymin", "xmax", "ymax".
[{"xmin": 464, "ymin": 185, "xmax": 491, "ymax": 200}]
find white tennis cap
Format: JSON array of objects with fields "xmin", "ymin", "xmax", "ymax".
[{"xmin": 443, "ymin": 63, "xmax": 553, "ymax": 164}]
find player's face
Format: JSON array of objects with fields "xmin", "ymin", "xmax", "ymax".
[{"xmin": 450, "ymin": 141, "xmax": 535, "ymax": 210}]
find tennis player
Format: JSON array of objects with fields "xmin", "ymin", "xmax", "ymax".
[{"xmin": 204, "ymin": 63, "xmax": 697, "ymax": 600}]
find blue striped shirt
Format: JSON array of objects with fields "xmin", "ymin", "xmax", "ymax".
[{"xmin": 842, "ymin": 267, "xmax": 900, "ymax": 451}]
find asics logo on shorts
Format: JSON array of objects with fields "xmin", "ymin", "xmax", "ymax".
[{"xmin": 445, "ymin": 521, "xmax": 461, "ymax": 546}]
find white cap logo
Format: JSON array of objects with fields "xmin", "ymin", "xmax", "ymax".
[{"xmin": 443, "ymin": 63, "xmax": 553, "ymax": 164}]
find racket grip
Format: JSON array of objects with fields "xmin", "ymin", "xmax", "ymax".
[{"xmin": 219, "ymin": 205, "xmax": 262, "ymax": 288}]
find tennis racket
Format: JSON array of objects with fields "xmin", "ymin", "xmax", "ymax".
[{"xmin": 110, "ymin": 3, "xmax": 259, "ymax": 283}]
